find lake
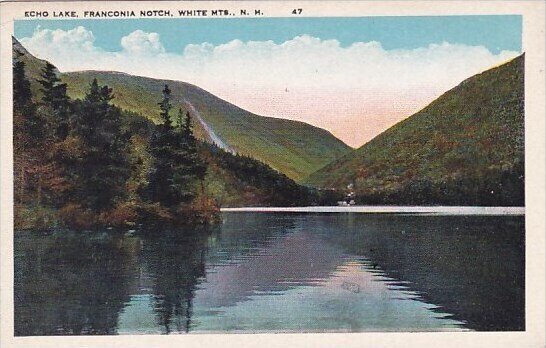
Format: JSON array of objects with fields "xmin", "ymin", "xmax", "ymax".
[{"xmin": 14, "ymin": 209, "xmax": 525, "ymax": 335}]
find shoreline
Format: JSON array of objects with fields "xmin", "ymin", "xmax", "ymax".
[{"xmin": 220, "ymin": 206, "xmax": 525, "ymax": 216}]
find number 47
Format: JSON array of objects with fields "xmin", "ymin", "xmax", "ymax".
[{"xmin": 292, "ymin": 8, "xmax": 303, "ymax": 14}]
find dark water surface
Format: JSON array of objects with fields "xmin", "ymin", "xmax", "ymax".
[{"xmin": 14, "ymin": 212, "xmax": 525, "ymax": 335}]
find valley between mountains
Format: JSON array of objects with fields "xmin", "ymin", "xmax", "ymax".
[{"xmin": 14, "ymin": 37, "xmax": 524, "ymax": 212}]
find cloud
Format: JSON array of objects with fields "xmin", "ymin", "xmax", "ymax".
[
  {"xmin": 20, "ymin": 26, "xmax": 110, "ymax": 65},
  {"xmin": 120, "ymin": 30, "xmax": 165, "ymax": 55},
  {"xmin": 19, "ymin": 27, "xmax": 519, "ymax": 147},
  {"xmin": 21, "ymin": 26, "xmax": 99, "ymax": 55}
]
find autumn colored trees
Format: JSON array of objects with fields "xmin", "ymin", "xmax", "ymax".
[{"xmin": 13, "ymin": 54, "xmax": 216, "ymax": 229}]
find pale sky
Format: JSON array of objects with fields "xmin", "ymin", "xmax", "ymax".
[{"xmin": 16, "ymin": 17, "xmax": 521, "ymax": 147}]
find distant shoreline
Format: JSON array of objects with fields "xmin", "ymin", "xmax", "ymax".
[{"xmin": 221, "ymin": 206, "xmax": 525, "ymax": 216}]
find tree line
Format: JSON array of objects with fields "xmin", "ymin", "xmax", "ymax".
[
  {"xmin": 13, "ymin": 52, "xmax": 216, "ymax": 229},
  {"xmin": 205, "ymin": 143, "xmax": 317, "ymax": 207},
  {"xmin": 13, "ymin": 50, "xmax": 343, "ymax": 230}
]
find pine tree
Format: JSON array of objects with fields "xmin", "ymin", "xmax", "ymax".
[
  {"xmin": 38, "ymin": 62, "xmax": 60, "ymax": 105},
  {"xmin": 178, "ymin": 109, "xmax": 206, "ymax": 181},
  {"xmin": 13, "ymin": 52, "xmax": 33, "ymax": 205},
  {"xmin": 158, "ymin": 84, "xmax": 172, "ymax": 127},
  {"xmin": 173, "ymin": 109, "xmax": 206, "ymax": 203},
  {"xmin": 38, "ymin": 62, "xmax": 70, "ymax": 140},
  {"xmin": 148, "ymin": 85, "xmax": 178, "ymax": 206},
  {"xmin": 147, "ymin": 89, "xmax": 206, "ymax": 208},
  {"xmin": 13, "ymin": 52, "xmax": 41, "ymax": 144},
  {"xmin": 12, "ymin": 52, "xmax": 52, "ymax": 206},
  {"xmin": 67, "ymin": 79, "xmax": 130, "ymax": 211},
  {"xmin": 13, "ymin": 51, "xmax": 32, "ymax": 110}
]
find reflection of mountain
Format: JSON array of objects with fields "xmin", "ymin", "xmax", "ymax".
[
  {"xmin": 195, "ymin": 214, "xmax": 346, "ymax": 308},
  {"xmin": 14, "ymin": 232, "xmax": 140, "ymax": 335},
  {"xmin": 14, "ymin": 213, "xmax": 524, "ymax": 334},
  {"xmin": 306, "ymin": 214, "xmax": 525, "ymax": 331}
]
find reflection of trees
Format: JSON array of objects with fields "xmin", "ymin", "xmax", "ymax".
[
  {"xmin": 140, "ymin": 229, "xmax": 209, "ymax": 334},
  {"xmin": 14, "ymin": 232, "xmax": 139, "ymax": 335}
]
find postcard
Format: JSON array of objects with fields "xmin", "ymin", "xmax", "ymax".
[{"xmin": 0, "ymin": 1, "xmax": 544, "ymax": 347}]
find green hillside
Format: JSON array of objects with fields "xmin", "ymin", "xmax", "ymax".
[
  {"xmin": 12, "ymin": 37, "xmax": 326, "ymax": 219},
  {"xmin": 13, "ymin": 38, "xmax": 51, "ymax": 96},
  {"xmin": 305, "ymin": 55, "xmax": 525, "ymax": 206},
  {"xmin": 14, "ymin": 37, "xmax": 350, "ymax": 182},
  {"xmin": 59, "ymin": 72, "xmax": 350, "ymax": 182}
]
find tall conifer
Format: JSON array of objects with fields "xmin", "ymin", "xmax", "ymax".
[
  {"xmin": 38, "ymin": 62, "xmax": 70, "ymax": 139},
  {"xmin": 68, "ymin": 78, "xmax": 130, "ymax": 211},
  {"xmin": 148, "ymin": 89, "xmax": 206, "ymax": 207}
]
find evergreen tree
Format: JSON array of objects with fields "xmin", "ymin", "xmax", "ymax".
[
  {"xmin": 178, "ymin": 109, "xmax": 206, "ymax": 181},
  {"xmin": 13, "ymin": 52, "xmax": 41, "ymax": 144},
  {"xmin": 174, "ymin": 109, "xmax": 207, "ymax": 202},
  {"xmin": 67, "ymin": 78, "xmax": 130, "ymax": 211},
  {"xmin": 158, "ymin": 84, "xmax": 172, "ymax": 127},
  {"xmin": 38, "ymin": 62, "xmax": 70, "ymax": 139},
  {"xmin": 147, "ymin": 89, "xmax": 206, "ymax": 208},
  {"xmin": 38, "ymin": 62, "xmax": 60, "ymax": 105},
  {"xmin": 13, "ymin": 52, "xmax": 50, "ymax": 206},
  {"xmin": 13, "ymin": 51, "xmax": 32, "ymax": 109},
  {"xmin": 13, "ymin": 52, "xmax": 33, "ymax": 205},
  {"xmin": 147, "ymin": 85, "xmax": 179, "ymax": 206}
]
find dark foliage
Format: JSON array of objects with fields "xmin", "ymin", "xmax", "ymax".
[
  {"xmin": 57, "ymin": 79, "xmax": 131, "ymax": 212},
  {"xmin": 307, "ymin": 55, "xmax": 525, "ymax": 207},
  {"xmin": 14, "ymin": 53, "xmax": 314, "ymax": 228},
  {"xmin": 13, "ymin": 51, "xmax": 33, "ymax": 110},
  {"xmin": 147, "ymin": 87, "xmax": 207, "ymax": 208},
  {"xmin": 38, "ymin": 62, "xmax": 71, "ymax": 140},
  {"xmin": 13, "ymin": 51, "xmax": 41, "ymax": 147},
  {"xmin": 204, "ymin": 143, "xmax": 316, "ymax": 206}
]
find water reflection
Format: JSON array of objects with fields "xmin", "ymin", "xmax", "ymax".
[
  {"xmin": 299, "ymin": 214, "xmax": 525, "ymax": 331},
  {"xmin": 14, "ymin": 232, "xmax": 139, "ymax": 335},
  {"xmin": 141, "ymin": 230, "xmax": 209, "ymax": 334},
  {"xmin": 14, "ymin": 213, "xmax": 525, "ymax": 335}
]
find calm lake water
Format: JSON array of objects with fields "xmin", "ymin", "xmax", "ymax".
[{"xmin": 14, "ymin": 211, "xmax": 525, "ymax": 335}]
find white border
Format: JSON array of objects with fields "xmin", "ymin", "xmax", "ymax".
[{"xmin": 0, "ymin": 2, "xmax": 544, "ymax": 347}]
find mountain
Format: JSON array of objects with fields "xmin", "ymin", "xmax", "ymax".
[
  {"xmin": 59, "ymin": 72, "xmax": 350, "ymax": 182},
  {"xmin": 200, "ymin": 143, "xmax": 321, "ymax": 207},
  {"xmin": 13, "ymin": 37, "xmax": 332, "ymax": 216},
  {"xmin": 13, "ymin": 37, "xmax": 52, "ymax": 94},
  {"xmin": 305, "ymin": 55, "xmax": 525, "ymax": 206},
  {"xmin": 13, "ymin": 37, "xmax": 350, "ymax": 182}
]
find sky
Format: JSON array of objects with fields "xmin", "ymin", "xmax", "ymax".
[{"xmin": 15, "ymin": 16, "xmax": 522, "ymax": 147}]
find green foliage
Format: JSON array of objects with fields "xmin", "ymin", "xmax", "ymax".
[
  {"xmin": 60, "ymin": 79, "xmax": 131, "ymax": 212},
  {"xmin": 38, "ymin": 62, "xmax": 61, "ymax": 105},
  {"xmin": 13, "ymin": 52, "xmax": 41, "ymax": 146},
  {"xmin": 14, "ymin": 204, "xmax": 59, "ymax": 231},
  {"xmin": 158, "ymin": 84, "xmax": 172, "ymax": 126},
  {"xmin": 13, "ymin": 51, "xmax": 32, "ymax": 109},
  {"xmin": 14, "ymin": 34, "xmax": 337, "ymax": 230},
  {"xmin": 59, "ymin": 71, "xmax": 350, "ymax": 182},
  {"xmin": 12, "ymin": 37, "xmax": 50, "ymax": 98},
  {"xmin": 38, "ymin": 61, "xmax": 71, "ymax": 139},
  {"xmin": 13, "ymin": 51, "xmax": 51, "ymax": 211},
  {"xmin": 147, "ymin": 88, "xmax": 206, "ymax": 209},
  {"xmin": 305, "ymin": 55, "xmax": 525, "ymax": 206},
  {"xmin": 201, "ymin": 143, "xmax": 318, "ymax": 207},
  {"xmin": 177, "ymin": 109, "xmax": 207, "ymax": 180}
]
